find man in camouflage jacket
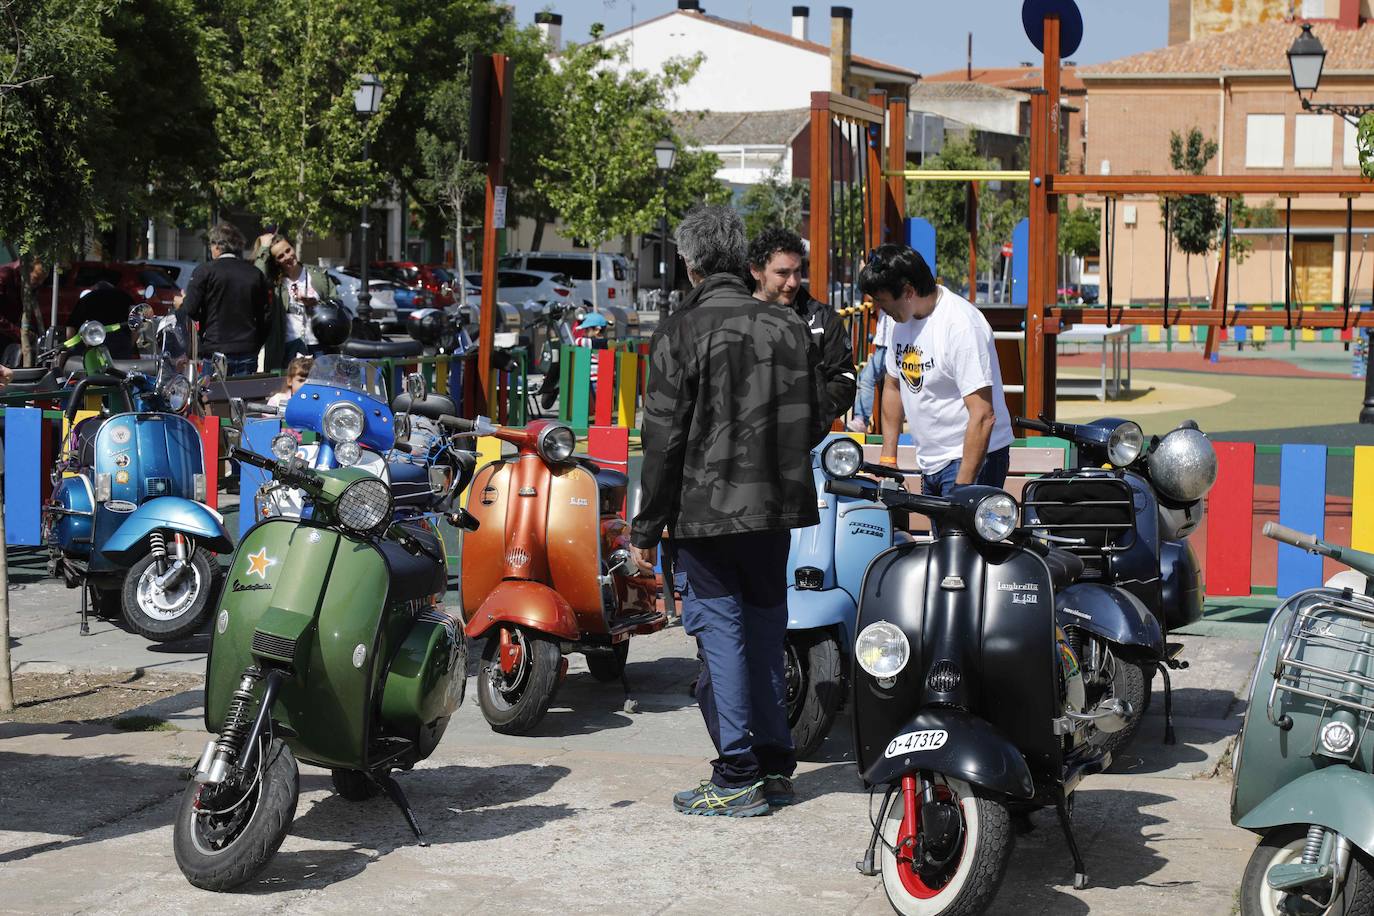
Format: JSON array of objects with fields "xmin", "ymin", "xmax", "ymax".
[{"xmin": 631, "ymin": 204, "xmax": 821, "ymax": 817}]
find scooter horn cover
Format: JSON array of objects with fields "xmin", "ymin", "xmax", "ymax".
[{"xmin": 1148, "ymin": 426, "xmax": 1217, "ymax": 504}]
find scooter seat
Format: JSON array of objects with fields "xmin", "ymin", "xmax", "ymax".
[
  {"xmin": 391, "ymin": 392, "xmax": 458, "ymax": 420},
  {"xmin": 594, "ymin": 468, "xmax": 628, "ymax": 491},
  {"xmin": 388, "ymin": 459, "xmax": 435, "ymax": 511},
  {"xmin": 1044, "ymin": 547, "xmax": 1085, "ymax": 592},
  {"xmin": 9, "ymin": 366, "xmax": 56, "ymax": 385},
  {"xmin": 378, "ymin": 526, "xmax": 445, "ymax": 604},
  {"xmin": 340, "ymin": 338, "xmax": 425, "ymax": 359}
]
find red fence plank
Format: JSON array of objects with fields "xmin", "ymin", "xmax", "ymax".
[
  {"xmin": 1204, "ymin": 441, "xmax": 1255, "ymax": 596},
  {"xmin": 587, "ymin": 425, "xmax": 630, "ymax": 513},
  {"xmin": 594, "ymin": 350, "xmax": 615, "ymax": 427},
  {"xmin": 195, "ymin": 415, "xmax": 219, "ymax": 510}
]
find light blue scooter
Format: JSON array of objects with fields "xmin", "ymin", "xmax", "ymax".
[{"xmin": 785, "ymin": 433, "xmax": 898, "ymax": 758}]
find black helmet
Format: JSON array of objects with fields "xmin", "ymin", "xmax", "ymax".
[
  {"xmin": 310, "ymin": 298, "xmax": 350, "ymax": 348},
  {"xmin": 407, "ymin": 308, "xmax": 445, "ymax": 346}
]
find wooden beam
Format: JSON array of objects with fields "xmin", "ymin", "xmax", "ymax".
[
  {"xmin": 1051, "ymin": 174, "xmax": 1374, "ymax": 196},
  {"xmin": 822, "ymin": 92, "xmax": 884, "ymax": 123},
  {"xmin": 1026, "ymin": 89, "xmax": 1050, "ymax": 423},
  {"xmin": 478, "ymin": 54, "xmax": 513, "ymax": 416},
  {"xmin": 1050, "ymin": 307, "xmax": 1374, "ymax": 328},
  {"xmin": 885, "ymin": 95, "xmax": 908, "ymax": 242},
  {"xmin": 808, "ymin": 92, "xmax": 833, "ymax": 303}
]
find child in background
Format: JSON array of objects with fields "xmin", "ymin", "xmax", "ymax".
[{"xmin": 267, "ymin": 356, "xmax": 313, "ymax": 410}]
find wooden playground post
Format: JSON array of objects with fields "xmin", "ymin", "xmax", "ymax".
[
  {"xmin": 886, "ymin": 95, "xmax": 908, "ymax": 242},
  {"xmin": 477, "ymin": 54, "xmax": 513, "ymax": 416}
]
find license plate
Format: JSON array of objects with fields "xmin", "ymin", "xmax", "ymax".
[{"xmin": 884, "ymin": 729, "xmax": 949, "ymax": 758}]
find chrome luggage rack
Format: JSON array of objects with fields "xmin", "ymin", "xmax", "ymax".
[{"xmin": 1267, "ymin": 590, "xmax": 1374, "ymax": 733}]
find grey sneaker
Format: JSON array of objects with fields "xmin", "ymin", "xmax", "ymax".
[
  {"xmin": 763, "ymin": 775, "xmax": 795, "ymax": 807},
  {"xmin": 672, "ymin": 780, "xmax": 770, "ymax": 817}
]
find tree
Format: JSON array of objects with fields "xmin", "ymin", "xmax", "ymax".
[
  {"xmin": 1358, "ymin": 112, "xmax": 1374, "ymax": 179},
  {"xmin": 534, "ymin": 27, "xmax": 714, "ymax": 309},
  {"xmin": 1161, "ymin": 128, "xmax": 1221, "ymax": 303},
  {"xmin": 739, "ymin": 167, "xmax": 808, "ymax": 238},
  {"xmin": 415, "ymin": 70, "xmax": 484, "ymax": 304},
  {"xmin": 1059, "ymin": 201, "xmax": 1100, "ymax": 258}
]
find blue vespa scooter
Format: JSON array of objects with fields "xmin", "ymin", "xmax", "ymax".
[
  {"xmin": 785, "ymin": 433, "xmax": 897, "ymax": 758},
  {"xmin": 45, "ymin": 312, "xmax": 233, "ymax": 642}
]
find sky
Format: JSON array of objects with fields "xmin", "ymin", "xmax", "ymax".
[{"xmin": 508, "ymin": 1, "xmax": 1170, "ymax": 75}]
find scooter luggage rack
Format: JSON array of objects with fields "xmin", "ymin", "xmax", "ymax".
[
  {"xmin": 1022, "ymin": 476, "xmax": 1136, "ymax": 578},
  {"xmin": 1267, "ymin": 592, "xmax": 1374, "ymax": 731}
]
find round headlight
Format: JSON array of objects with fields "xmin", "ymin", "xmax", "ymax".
[
  {"xmin": 973, "ymin": 493, "xmax": 1019, "ymax": 542},
  {"xmin": 1321, "ymin": 720, "xmax": 1357, "ymax": 755},
  {"xmin": 79, "ymin": 321, "xmax": 107, "ymax": 348},
  {"xmin": 271, "ymin": 432, "xmax": 298, "ymax": 461},
  {"xmin": 856, "ymin": 622, "xmax": 910, "ymax": 679},
  {"xmin": 335, "ymin": 477, "xmax": 392, "ymax": 534},
  {"xmin": 335, "ymin": 441, "xmax": 362, "ymax": 467},
  {"xmin": 322, "ymin": 401, "xmax": 365, "ymax": 443},
  {"xmin": 161, "ymin": 374, "xmax": 192, "ymax": 413},
  {"xmin": 1107, "ymin": 421, "xmax": 1144, "ymax": 467},
  {"xmin": 1147, "ymin": 426, "xmax": 1218, "ymax": 503},
  {"xmin": 821, "ymin": 437, "xmax": 863, "ymax": 478},
  {"xmin": 536, "ymin": 423, "xmax": 576, "ymax": 463}
]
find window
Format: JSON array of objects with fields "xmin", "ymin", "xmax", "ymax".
[
  {"xmin": 526, "ymin": 256, "xmax": 594, "ymax": 280},
  {"xmin": 137, "ymin": 269, "xmax": 178, "ymax": 289},
  {"xmin": 1295, "ymin": 114, "xmax": 1334, "ymax": 168},
  {"xmin": 1346, "ymin": 118, "xmax": 1361, "ymax": 169},
  {"xmin": 1245, "ymin": 114, "xmax": 1285, "ymax": 168}
]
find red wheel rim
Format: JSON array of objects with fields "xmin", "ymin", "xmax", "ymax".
[{"xmin": 894, "ymin": 775, "xmax": 966, "ymax": 900}]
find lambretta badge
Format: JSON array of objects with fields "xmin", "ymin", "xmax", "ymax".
[
  {"xmin": 1062, "ymin": 607, "xmax": 1092, "ymax": 621},
  {"xmin": 884, "ymin": 729, "xmax": 949, "ymax": 758},
  {"xmin": 940, "ymin": 576, "xmax": 965, "ymax": 590},
  {"xmin": 997, "ymin": 582, "xmax": 1039, "ymax": 604},
  {"xmin": 849, "ymin": 522, "xmax": 885, "ymax": 539},
  {"xmin": 110, "ymin": 427, "xmax": 132, "ymax": 444},
  {"xmin": 570, "ymin": 497, "xmax": 588, "ymax": 507}
]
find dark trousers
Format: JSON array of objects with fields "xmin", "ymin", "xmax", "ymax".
[
  {"xmin": 920, "ymin": 445, "xmax": 1011, "ymax": 497},
  {"xmin": 224, "ymin": 352, "xmax": 259, "ymax": 377},
  {"xmin": 676, "ymin": 531, "xmax": 795, "ymax": 788}
]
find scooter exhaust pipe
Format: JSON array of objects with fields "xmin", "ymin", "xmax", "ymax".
[{"xmin": 1065, "ymin": 698, "xmax": 1134, "ymax": 734}]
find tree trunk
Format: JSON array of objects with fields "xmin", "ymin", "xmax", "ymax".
[
  {"xmin": 453, "ymin": 191, "xmax": 468, "ymax": 308},
  {"xmin": 0, "ymin": 446, "xmax": 13, "ymax": 713},
  {"xmin": 531, "ymin": 216, "xmax": 547, "ymax": 252},
  {"xmin": 1184, "ymin": 253, "xmax": 1193, "ymax": 305},
  {"xmin": 591, "ymin": 244, "xmax": 601, "ymax": 311},
  {"xmin": 18, "ymin": 254, "xmax": 40, "ymax": 368}
]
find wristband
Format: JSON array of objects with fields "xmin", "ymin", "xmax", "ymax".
[{"xmin": 879, "ymin": 455, "xmax": 898, "ymax": 467}]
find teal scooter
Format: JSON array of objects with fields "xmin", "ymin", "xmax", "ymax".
[{"xmin": 1231, "ymin": 521, "xmax": 1374, "ymax": 913}]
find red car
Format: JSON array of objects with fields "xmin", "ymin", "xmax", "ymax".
[
  {"xmin": 369, "ymin": 261, "xmax": 455, "ymax": 307},
  {"xmin": 38, "ymin": 261, "xmax": 181, "ymax": 328}
]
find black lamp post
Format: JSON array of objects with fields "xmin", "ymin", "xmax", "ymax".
[
  {"xmin": 654, "ymin": 138, "xmax": 677, "ymax": 326},
  {"xmin": 353, "ymin": 73, "xmax": 384, "ymax": 318},
  {"xmin": 1286, "ymin": 24, "xmax": 1374, "ymax": 422}
]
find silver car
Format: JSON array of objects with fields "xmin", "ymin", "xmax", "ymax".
[{"xmin": 323, "ymin": 267, "xmax": 400, "ymax": 328}]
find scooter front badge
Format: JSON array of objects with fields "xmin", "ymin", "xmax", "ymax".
[{"xmin": 245, "ymin": 548, "xmax": 277, "ymax": 580}]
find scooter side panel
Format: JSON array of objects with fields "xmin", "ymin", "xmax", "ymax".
[
  {"xmin": 380, "ymin": 609, "xmax": 466, "ymax": 759},
  {"xmin": 787, "ymin": 463, "xmax": 838, "ymax": 590},
  {"xmin": 461, "ymin": 461, "xmax": 512, "ymax": 621},
  {"xmin": 1236, "ymin": 768, "xmax": 1374, "ymax": 856},
  {"xmin": 834, "ymin": 500, "xmax": 892, "ymax": 635},
  {"xmin": 48, "ymin": 476, "xmax": 94, "ymax": 557},
  {"xmin": 545, "ymin": 463, "xmax": 604, "ymax": 627},
  {"xmin": 860, "ymin": 707, "xmax": 1035, "ymax": 798},
  {"xmin": 1159, "ymin": 539, "xmax": 1204, "ymax": 628},
  {"xmin": 1055, "ymin": 582, "xmax": 1164, "ymax": 657},
  {"xmin": 99, "ymin": 497, "xmax": 233, "ymax": 563},
  {"xmin": 787, "ymin": 586, "xmax": 856, "ymax": 632}
]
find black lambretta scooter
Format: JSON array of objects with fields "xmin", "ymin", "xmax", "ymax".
[
  {"xmin": 1015, "ymin": 416, "xmax": 1217, "ymax": 753},
  {"xmin": 820, "ymin": 438, "xmax": 1134, "ymax": 915}
]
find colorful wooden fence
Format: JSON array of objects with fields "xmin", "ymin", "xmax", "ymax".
[
  {"xmin": 1125, "ymin": 303, "xmax": 1363, "ymax": 350},
  {"xmin": 556, "ymin": 342, "xmax": 651, "ymax": 433}
]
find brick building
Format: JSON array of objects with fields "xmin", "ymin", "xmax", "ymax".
[{"xmin": 1079, "ymin": 15, "xmax": 1374, "ymax": 305}]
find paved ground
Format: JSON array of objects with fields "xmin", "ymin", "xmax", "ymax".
[{"xmin": 1, "ymin": 576, "xmax": 1267, "ymax": 915}]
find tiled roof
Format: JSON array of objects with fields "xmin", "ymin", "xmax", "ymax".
[
  {"xmin": 1080, "ymin": 19, "xmax": 1374, "ymax": 76},
  {"xmin": 670, "ymin": 109, "xmax": 810, "ymax": 146},
  {"xmin": 924, "ymin": 66, "xmax": 1085, "ymax": 93},
  {"xmin": 597, "ymin": 10, "xmax": 919, "ymax": 81},
  {"xmin": 910, "ymin": 81, "xmax": 1028, "ymax": 102}
]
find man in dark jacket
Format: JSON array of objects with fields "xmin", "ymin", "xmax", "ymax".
[
  {"xmin": 179, "ymin": 221, "xmax": 270, "ymax": 375},
  {"xmin": 747, "ymin": 226, "xmax": 855, "ymax": 428},
  {"xmin": 631, "ymin": 204, "xmax": 821, "ymax": 817}
]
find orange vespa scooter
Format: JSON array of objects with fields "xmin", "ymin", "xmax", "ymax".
[{"xmin": 460, "ymin": 417, "xmax": 667, "ymax": 734}]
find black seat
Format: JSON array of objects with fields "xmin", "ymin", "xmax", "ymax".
[
  {"xmin": 388, "ymin": 460, "xmax": 435, "ymax": 511},
  {"xmin": 340, "ymin": 338, "xmax": 425, "ymax": 359},
  {"xmin": 9, "ymin": 366, "xmax": 56, "ymax": 385},
  {"xmin": 391, "ymin": 392, "xmax": 457, "ymax": 420},
  {"xmin": 594, "ymin": 468, "xmax": 628, "ymax": 491},
  {"xmin": 378, "ymin": 525, "xmax": 445, "ymax": 604},
  {"xmin": 1044, "ymin": 547, "xmax": 1085, "ymax": 592}
]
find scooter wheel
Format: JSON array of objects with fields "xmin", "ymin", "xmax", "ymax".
[
  {"xmin": 121, "ymin": 546, "xmax": 217, "ymax": 643},
  {"xmin": 1240, "ymin": 825, "xmax": 1374, "ymax": 915},
  {"xmin": 786, "ymin": 630, "xmax": 844, "ymax": 760},
  {"xmin": 477, "ymin": 627, "xmax": 562, "ymax": 734},
  {"xmin": 585, "ymin": 642, "xmax": 629, "ymax": 683}
]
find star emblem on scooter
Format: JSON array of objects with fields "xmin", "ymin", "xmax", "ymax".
[{"xmin": 245, "ymin": 548, "xmax": 277, "ymax": 580}]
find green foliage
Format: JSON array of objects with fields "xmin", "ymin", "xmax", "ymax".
[
  {"xmin": 1058, "ymin": 201, "xmax": 1100, "ymax": 257},
  {"xmin": 1229, "ymin": 197, "xmax": 1279, "ymax": 265},
  {"xmin": 1358, "ymin": 111, "xmax": 1374, "ymax": 178},
  {"xmin": 740, "ymin": 167, "xmax": 808, "ymax": 238},
  {"xmin": 1162, "ymin": 128, "xmax": 1221, "ymax": 258}
]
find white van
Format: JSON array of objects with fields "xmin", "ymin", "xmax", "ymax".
[{"xmin": 499, "ymin": 251, "xmax": 631, "ymax": 307}]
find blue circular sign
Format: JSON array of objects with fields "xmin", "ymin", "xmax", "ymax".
[{"xmin": 1022, "ymin": 0, "xmax": 1083, "ymax": 59}]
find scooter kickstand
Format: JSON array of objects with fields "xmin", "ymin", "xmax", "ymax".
[
  {"xmin": 79, "ymin": 585, "xmax": 90, "ymax": 637},
  {"xmin": 377, "ymin": 772, "xmax": 429, "ymax": 847},
  {"xmin": 1157, "ymin": 661, "xmax": 1177, "ymax": 745},
  {"xmin": 619, "ymin": 671, "xmax": 639, "ymax": 714},
  {"xmin": 1054, "ymin": 791, "xmax": 1088, "ymax": 890}
]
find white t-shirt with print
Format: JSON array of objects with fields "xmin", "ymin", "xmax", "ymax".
[
  {"xmin": 284, "ymin": 270, "xmax": 318, "ymax": 344},
  {"xmin": 872, "ymin": 312, "xmax": 894, "ymax": 349},
  {"xmin": 884, "ymin": 286, "xmax": 1014, "ymax": 473}
]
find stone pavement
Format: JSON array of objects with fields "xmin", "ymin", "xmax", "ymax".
[{"xmin": 0, "ymin": 577, "xmax": 1266, "ymax": 915}]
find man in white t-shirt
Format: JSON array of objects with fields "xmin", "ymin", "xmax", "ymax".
[{"xmin": 858, "ymin": 244, "xmax": 1014, "ymax": 496}]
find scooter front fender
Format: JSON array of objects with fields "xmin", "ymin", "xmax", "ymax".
[
  {"xmin": 860, "ymin": 707, "xmax": 1035, "ymax": 799},
  {"xmin": 787, "ymin": 586, "xmax": 857, "ymax": 646},
  {"xmin": 465, "ymin": 580, "xmax": 581, "ymax": 641},
  {"xmin": 100, "ymin": 496, "xmax": 233, "ymax": 564},
  {"xmin": 1056, "ymin": 582, "xmax": 1163, "ymax": 658},
  {"xmin": 1237, "ymin": 768, "xmax": 1374, "ymax": 858}
]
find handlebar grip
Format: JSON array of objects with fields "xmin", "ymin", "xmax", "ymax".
[
  {"xmin": 229, "ymin": 446, "xmax": 276, "ymax": 471},
  {"xmin": 437, "ymin": 414, "xmax": 476, "ymax": 433},
  {"xmin": 1263, "ymin": 521, "xmax": 1319, "ymax": 551},
  {"xmin": 1014, "ymin": 416, "xmax": 1053, "ymax": 433},
  {"xmin": 826, "ymin": 479, "xmax": 872, "ymax": 499}
]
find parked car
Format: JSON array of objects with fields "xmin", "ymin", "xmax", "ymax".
[
  {"xmin": 468, "ymin": 270, "xmax": 575, "ymax": 310},
  {"xmin": 369, "ymin": 261, "xmax": 455, "ymax": 306},
  {"xmin": 322, "ymin": 267, "xmax": 400, "ymax": 328},
  {"xmin": 38, "ymin": 261, "xmax": 181, "ymax": 328},
  {"xmin": 499, "ymin": 251, "xmax": 631, "ymax": 306},
  {"xmin": 132, "ymin": 259, "xmax": 203, "ymax": 291}
]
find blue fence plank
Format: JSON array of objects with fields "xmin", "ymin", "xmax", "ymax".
[
  {"xmin": 1011, "ymin": 218, "xmax": 1030, "ymax": 306},
  {"xmin": 1277, "ymin": 443, "xmax": 1326, "ymax": 597},
  {"xmin": 4, "ymin": 407, "xmax": 43, "ymax": 545},
  {"xmin": 239, "ymin": 418, "xmax": 282, "ymax": 539},
  {"xmin": 906, "ymin": 218, "xmax": 936, "ymax": 279}
]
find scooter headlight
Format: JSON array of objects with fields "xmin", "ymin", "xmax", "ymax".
[
  {"xmin": 79, "ymin": 321, "xmax": 107, "ymax": 348},
  {"xmin": 972, "ymin": 493, "xmax": 1019, "ymax": 542},
  {"xmin": 1107, "ymin": 421, "xmax": 1144, "ymax": 467},
  {"xmin": 161, "ymin": 374, "xmax": 192, "ymax": 413},
  {"xmin": 856, "ymin": 622, "xmax": 910, "ymax": 679},
  {"xmin": 336, "ymin": 477, "xmax": 392, "ymax": 535},
  {"xmin": 821, "ymin": 437, "xmax": 863, "ymax": 478},
  {"xmin": 271, "ymin": 433, "xmax": 298, "ymax": 462},
  {"xmin": 335, "ymin": 441, "xmax": 363, "ymax": 467},
  {"xmin": 536, "ymin": 423, "xmax": 576, "ymax": 464},
  {"xmin": 322, "ymin": 401, "xmax": 365, "ymax": 443}
]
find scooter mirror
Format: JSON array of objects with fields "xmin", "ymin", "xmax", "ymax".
[
  {"xmin": 228, "ymin": 397, "xmax": 246, "ymax": 427},
  {"xmin": 127, "ymin": 303, "xmax": 154, "ymax": 328},
  {"xmin": 404, "ymin": 372, "xmax": 427, "ymax": 402}
]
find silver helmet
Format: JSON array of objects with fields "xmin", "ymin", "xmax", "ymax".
[{"xmin": 1147, "ymin": 425, "xmax": 1217, "ymax": 503}]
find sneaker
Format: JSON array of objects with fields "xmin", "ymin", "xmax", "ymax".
[
  {"xmin": 846, "ymin": 417, "xmax": 868, "ymax": 433},
  {"xmin": 763, "ymin": 774, "xmax": 795, "ymax": 807},
  {"xmin": 672, "ymin": 780, "xmax": 770, "ymax": 817}
]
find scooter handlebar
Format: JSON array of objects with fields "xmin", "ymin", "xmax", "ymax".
[
  {"xmin": 1263, "ymin": 521, "xmax": 1321, "ymax": 552},
  {"xmin": 826, "ymin": 479, "xmax": 875, "ymax": 499},
  {"xmin": 437, "ymin": 414, "xmax": 476, "ymax": 433},
  {"xmin": 229, "ymin": 446, "xmax": 275, "ymax": 471},
  {"xmin": 1014, "ymin": 416, "xmax": 1054, "ymax": 434}
]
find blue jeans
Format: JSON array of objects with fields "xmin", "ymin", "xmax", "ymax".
[
  {"xmin": 224, "ymin": 353, "xmax": 259, "ymax": 377},
  {"xmin": 921, "ymin": 445, "xmax": 1011, "ymax": 497},
  {"xmin": 676, "ymin": 531, "xmax": 794, "ymax": 787},
  {"xmin": 853, "ymin": 345, "xmax": 887, "ymax": 422}
]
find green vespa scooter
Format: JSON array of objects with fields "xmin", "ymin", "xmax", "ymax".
[
  {"xmin": 1231, "ymin": 521, "xmax": 1374, "ymax": 913},
  {"xmin": 172, "ymin": 436, "xmax": 479, "ymax": 892}
]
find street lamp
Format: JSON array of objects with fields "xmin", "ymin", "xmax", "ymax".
[
  {"xmin": 354, "ymin": 73, "xmax": 384, "ymax": 318},
  {"xmin": 654, "ymin": 138, "xmax": 677, "ymax": 326},
  {"xmin": 1284, "ymin": 25, "xmax": 1374, "ymax": 422}
]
